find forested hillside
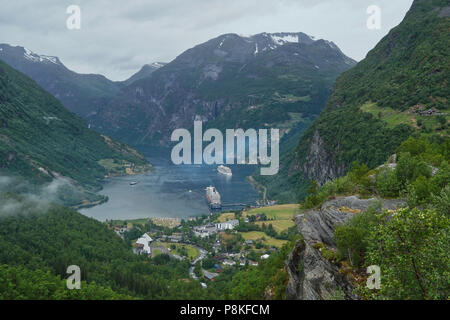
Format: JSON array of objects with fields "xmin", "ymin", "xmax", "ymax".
[
  {"xmin": 0, "ymin": 264, "xmax": 132, "ymax": 300},
  {"xmin": 0, "ymin": 59, "xmax": 150, "ymax": 206},
  {"xmin": 0, "ymin": 196, "xmax": 303, "ymax": 300},
  {"xmin": 0, "ymin": 199, "xmax": 207, "ymax": 299},
  {"xmin": 259, "ymin": 0, "xmax": 450, "ymax": 202}
]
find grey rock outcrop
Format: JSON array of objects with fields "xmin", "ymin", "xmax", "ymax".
[
  {"xmin": 286, "ymin": 196, "xmax": 405, "ymax": 300},
  {"xmin": 438, "ymin": 6, "xmax": 450, "ymax": 17},
  {"xmin": 302, "ymin": 130, "xmax": 346, "ymax": 185}
]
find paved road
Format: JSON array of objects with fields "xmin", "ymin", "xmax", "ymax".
[
  {"xmin": 189, "ymin": 246, "xmax": 208, "ymax": 280},
  {"xmin": 150, "ymin": 242, "xmax": 208, "ymax": 280}
]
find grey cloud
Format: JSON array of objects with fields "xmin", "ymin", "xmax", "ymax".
[{"xmin": 0, "ymin": 0, "xmax": 414, "ymax": 80}]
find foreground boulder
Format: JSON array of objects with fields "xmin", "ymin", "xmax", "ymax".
[{"xmin": 286, "ymin": 196, "xmax": 404, "ymax": 300}]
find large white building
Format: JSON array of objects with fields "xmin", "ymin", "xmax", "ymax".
[
  {"xmin": 193, "ymin": 224, "xmax": 218, "ymax": 238},
  {"xmin": 193, "ymin": 219, "xmax": 240, "ymax": 238},
  {"xmin": 215, "ymin": 219, "xmax": 239, "ymax": 231},
  {"xmin": 133, "ymin": 233, "xmax": 153, "ymax": 255}
]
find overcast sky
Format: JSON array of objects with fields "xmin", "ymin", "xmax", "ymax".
[{"xmin": 0, "ymin": 0, "xmax": 414, "ymax": 81}]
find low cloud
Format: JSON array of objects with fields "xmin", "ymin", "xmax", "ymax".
[{"xmin": 0, "ymin": 174, "xmax": 73, "ymax": 217}]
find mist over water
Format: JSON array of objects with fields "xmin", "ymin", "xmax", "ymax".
[{"xmin": 80, "ymin": 149, "xmax": 259, "ymax": 221}]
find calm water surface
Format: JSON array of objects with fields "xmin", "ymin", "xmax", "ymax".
[{"xmin": 80, "ymin": 151, "xmax": 259, "ymax": 221}]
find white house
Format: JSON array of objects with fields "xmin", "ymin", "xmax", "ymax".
[
  {"xmin": 215, "ymin": 219, "xmax": 239, "ymax": 231},
  {"xmin": 223, "ymin": 259, "xmax": 236, "ymax": 266},
  {"xmin": 261, "ymin": 254, "xmax": 270, "ymax": 260},
  {"xmin": 133, "ymin": 233, "xmax": 153, "ymax": 255}
]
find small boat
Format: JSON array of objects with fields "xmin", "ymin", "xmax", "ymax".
[
  {"xmin": 130, "ymin": 181, "xmax": 138, "ymax": 186},
  {"xmin": 217, "ymin": 165, "xmax": 232, "ymax": 176}
]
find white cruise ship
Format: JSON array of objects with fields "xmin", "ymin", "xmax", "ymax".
[{"xmin": 205, "ymin": 186, "xmax": 222, "ymax": 210}]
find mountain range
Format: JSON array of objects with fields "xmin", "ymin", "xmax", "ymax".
[
  {"xmin": 0, "ymin": 44, "xmax": 165, "ymax": 117},
  {"xmin": 89, "ymin": 32, "xmax": 356, "ymax": 147},
  {"xmin": 1, "ymin": 32, "xmax": 356, "ymax": 149}
]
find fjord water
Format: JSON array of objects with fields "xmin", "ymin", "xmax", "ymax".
[{"xmin": 80, "ymin": 149, "xmax": 259, "ymax": 221}]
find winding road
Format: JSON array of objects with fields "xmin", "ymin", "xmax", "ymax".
[{"xmin": 188, "ymin": 246, "xmax": 208, "ymax": 280}]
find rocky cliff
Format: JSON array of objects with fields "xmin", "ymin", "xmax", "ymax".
[
  {"xmin": 300, "ymin": 130, "xmax": 346, "ymax": 185},
  {"xmin": 286, "ymin": 196, "xmax": 404, "ymax": 300}
]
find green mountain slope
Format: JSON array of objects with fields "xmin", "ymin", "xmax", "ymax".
[
  {"xmin": 327, "ymin": 0, "xmax": 449, "ymax": 112},
  {"xmin": 260, "ymin": 0, "xmax": 450, "ymax": 202},
  {"xmin": 0, "ymin": 59, "xmax": 150, "ymax": 206}
]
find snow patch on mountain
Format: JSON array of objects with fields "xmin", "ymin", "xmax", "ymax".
[
  {"xmin": 270, "ymin": 34, "xmax": 299, "ymax": 45},
  {"xmin": 243, "ymin": 32, "xmax": 327, "ymax": 55},
  {"xmin": 149, "ymin": 62, "xmax": 165, "ymax": 68},
  {"xmin": 23, "ymin": 47, "xmax": 60, "ymax": 65}
]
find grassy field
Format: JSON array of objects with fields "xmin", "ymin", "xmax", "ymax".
[
  {"xmin": 157, "ymin": 242, "xmax": 199, "ymax": 260},
  {"xmin": 255, "ymin": 220, "xmax": 295, "ymax": 233},
  {"xmin": 217, "ymin": 204, "xmax": 299, "ymax": 242},
  {"xmin": 273, "ymin": 92, "xmax": 311, "ymax": 103},
  {"xmin": 245, "ymin": 204, "xmax": 299, "ymax": 218},
  {"xmin": 360, "ymin": 103, "xmax": 413, "ymax": 128},
  {"xmin": 109, "ymin": 217, "xmax": 180, "ymax": 229},
  {"xmin": 241, "ymin": 231, "xmax": 288, "ymax": 248},
  {"xmin": 150, "ymin": 217, "xmax": 181, "ymax": 228},
  {"xmin": 217, "ymin": 212, "xmax": 236, "ymax": 222},
  {"xmin": 360, "ymin": 102, "xmax": 449, "ymax": 135},
  {"xmin": 98, "ymin": 159, "xmax": 128, "ymax": 174},
  {"xmin": 109, "ymin": 218, "xmax": 149, "ymax": 229},
  {"xmin": 243, "ymin": 204, "xmax": 298, "ymax": 233}
]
